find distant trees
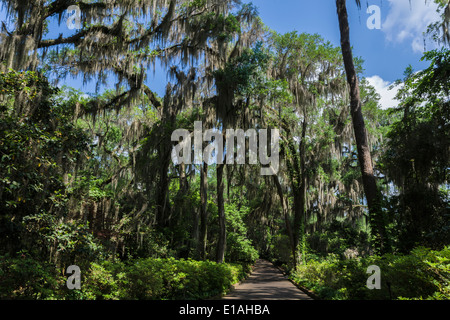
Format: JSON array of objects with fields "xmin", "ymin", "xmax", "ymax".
[{"xmin": 268, "ymin": 30, "xmax": 350, "ymax": 266}]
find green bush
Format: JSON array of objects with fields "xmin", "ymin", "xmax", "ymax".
[
  {"xmin": 0, "ymin": 252, "xmax": 65, "ymax": 299},
  {"xmin": 224, "ymin": 204, "xmax": 259, "ymax": 263},
  {"xmin": 0, "ymin": 255, "xmax": 250, "ymax": 300},
  {"xmin": 306, "ymin": 220, "xmax": 370, "ymax": 258},
  {"xmin": 80, "ymin": 258, "xmax": 249, "ymax": 300},
  {"xmin": 269, "ymin": 234, "xmax": 292, "ymax": 266},
  {"xmin": 226, "ymin": 232, "xmax": 259, "ymax": 263},
  {"xmin": 291, "ymin": 246, "xmax": 450, "ymax": 300}
]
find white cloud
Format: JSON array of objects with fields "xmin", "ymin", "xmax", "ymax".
[
  {"xmin": 365, "ymin": 75, "xmax": 399, "ymax": 110},
  {"xmin": 382, "ymin": 0, "xmax": 442, "ymax": 53}
]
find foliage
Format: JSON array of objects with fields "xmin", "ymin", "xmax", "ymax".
[
  {"xmin": 82, "ymin": 258, "xmax": 250, "ymax": 300},
  {"xmin": 225, "ymin": 203, "xmax": 259, "ymax": 263},
  {"xmin": 0, "ymin": 254, "xmax": 250, "ymax": 300},
  {"xmin": 382, "ymin": 48, "xmax": 450, "ymax": 252},
  {"xmin": 0, "ymin": 252, "xmax": 65, "ymax": 300},
  {"xmin": 268, "ymin": 234, "xmax": 293, "ymax": 267},
  {"xmin": 0, "ymin": 70, "xmax": 92, "ymax": 261},
  {"xmin": 307, "ymin": 220, "xmax": 370, "ymax": 258},
  {"xmin": 291, "ymin": 246, "xmax": 450, "ymax": 300}
]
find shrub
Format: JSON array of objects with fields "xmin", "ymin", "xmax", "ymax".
[
  {"xmin": 80, "ymin": 258, "xmax": 250, "ymax": 300},
  {"xmin": 269, "ymin": 234, "xmax": 292, "ymax": 266},
  {"xmin": 291, "ymin": 246, "xmax": 450, "ymax": 300},
  {"xmin": 306, "ymin": 220, "xmax": 370, "ymax": 258},
  {"xmin": 224, "ymin": 204, "xmax": 259, "ymax": 263},
  {"xmin": 0, "ymin": 254, "xmax": 250, "ymax": 300},
  {"xmin": 0, "ymin": 251, "xmax": 65, "ymax": 299}
]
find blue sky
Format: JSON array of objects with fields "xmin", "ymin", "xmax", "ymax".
[{"xmin": 253, "ymin": 0, "xmax": 442, "ymax": 109}]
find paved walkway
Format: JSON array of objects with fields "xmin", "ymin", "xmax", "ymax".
[{"xmin": 223, "ymin": 259, "xmax": 313, "ymax": 300}]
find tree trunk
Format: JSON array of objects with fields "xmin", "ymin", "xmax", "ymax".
[
  {"xmin": 156, "ymin": 151, "xmax": 171, "ymax": 227},
  {"xmin": 191, "ymin": 207, "xmax": 200, "ymax": 257},
  {"xmin": 273, "ymin": 175, "xmax": 296, "ymax": 263},
  {"xmin": 292, "ymin": 191, "xmax": 305, "ymax": 266},
  {"xmin": 216, "ymin": 163, "xmax": 226, "ymax": 263},
  {"xmin": 336, "ymin": 0, "xmax": 388, "ymax": 254},
  {"xmin": 286, "ymin": 116, "xmax": 307, "ymax": 267},
  {"xmin": 198, "ymin": 163, "xmax": 209, "ymax": 260},
  {"xmin": 216, "ymin": 135, "xmax": 226, "ymax": 263}
]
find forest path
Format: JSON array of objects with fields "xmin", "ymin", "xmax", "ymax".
[{"xmin": 222, "ymin": 259, "xmax": 314, "ymax": 300}]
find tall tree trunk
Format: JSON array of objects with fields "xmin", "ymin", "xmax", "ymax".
[
  {"xmin": 336, "ymin": 0, "xmax": 388, "ymax": 254},
  {"xmin": 292, "ymin": 191, "xmax": 305, "ymax": 266},
  {"xmin": 292, "ymin": 117, "xmax": 307, "ymax": 267},
  {"xmin": 177, "ymin": 162, "xmax": 188, "ymax": 225},
  {"xmin": 191, "ymin": 207, "xmax": 200, "ymax": 257},
  {"xmin": 179, "ymin": 162, "xmax": 187, "ymax": 193},
  {"xmin": 216, "ymin": 136, "xmax": 227, "ymax": 263},
  {"xmin": 198, "ymin": 163, "xmax": 209, "ymax": 260},
  {"xmin": 216, "ymin": 163, "xmax": 226, "ymax": 263},
  {"xmin": 156, "ymin": 152, "xmax": 171, "ymax": 227}
]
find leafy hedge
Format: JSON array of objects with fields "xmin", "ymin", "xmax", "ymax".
[
  {"xmin": 0, "ymin": 252, "xmax": 65, "ymax": 299},
  {"xmin": 291, "ymin": 246, "xmax": 450, "ymax": 300},
  {"xmin": 0, "ymin": 256, "xmax": 251, "ymax": 300},
  {"xmin": 79, "ymin": 258, "xmax": 250, "ymax": 300}
]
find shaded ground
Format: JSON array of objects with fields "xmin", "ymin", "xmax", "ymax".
[{"xmin": 223, "ymin": 259, "xmax": 313, "ymax": 300}]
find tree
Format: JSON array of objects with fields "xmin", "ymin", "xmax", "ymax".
[
  {"xmin": 212, "ymin": 42, "xmax": 268, "ymax": 262},
  {"xmin": 335, "ymin": 0, "xmax": 388, "ymax": 254},
  {"xmin": 268, "ymin": 30, "xmax": 354, "ymax": 266},
  {"xmin": 0, "ymin": 70, "xmax": 94, "ymax": 264},
  {"xmin": 428, "ymin": 0, "xmax": 450, "ymax": 45},
  {"xmin": 0, "ymin": 0, "xmax": 247, "ymax": 115},
  {"xmin": 382, "ymin": 49, "xmax": 450, "ymax": 251}
]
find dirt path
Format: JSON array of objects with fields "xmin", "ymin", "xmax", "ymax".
[{"xmin": 222, "ymin": 259, "xmax": 313, "ymax": 300}]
